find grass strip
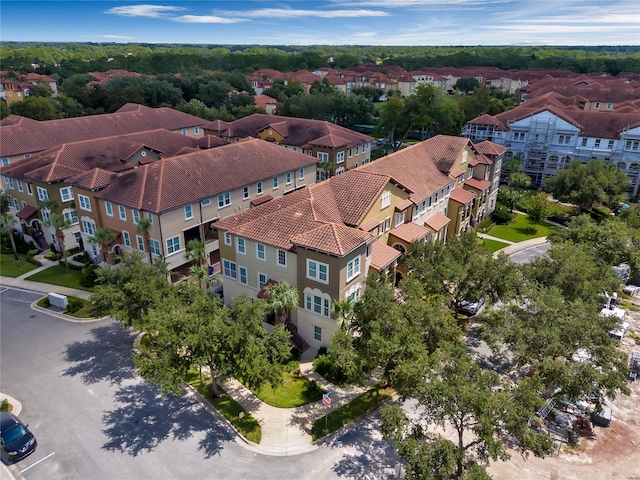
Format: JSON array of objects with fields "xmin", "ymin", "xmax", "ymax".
[
  {"xmin": 36, "ymin": 295, "xmax": 93, "ymax": 318},
  {"xmin": 311, "ymin": 386, "xmax": 394, "ymax": 441},
  {"xmin": 242, "ymin": 372, "xmax": 325, "ymax": 408},
  {"xmin": 488, "ymin": 213, "xmax": 557, "ymax": 243},
  {"xmin": 25, "ymin": 264, "xmax": 93, "ymax": 291},
  {"xmin": 186, "ymin": 369, "xmax": 262, "ymax": 444},
  {"xmin": 482, "ymin": 238, "xmax": 510, "ymax": 253},
  {"xmin": 0, "ymin": 253, "xmax": 39, "ymax": 277}
]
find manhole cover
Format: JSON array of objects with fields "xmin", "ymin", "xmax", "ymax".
[{"xmin": 29, "ymin": 315, "xmax": 36, "ymax": 318}]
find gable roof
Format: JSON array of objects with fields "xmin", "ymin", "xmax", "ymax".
[{"xmin": 420, "ymin": 135, "xmax": 475, "ymax": 174}]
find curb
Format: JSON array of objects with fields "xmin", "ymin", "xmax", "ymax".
[{"xmin": 30, "ymin": 298, "xmax": 108, "ymax": 324}]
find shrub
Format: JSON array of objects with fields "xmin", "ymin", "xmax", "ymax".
[
  {"xmin": 44, "ymin": 251, "xmax": 62, "ymax": 261},
  {"xmin": 317, "ymin": 346, "xmax": 329, "ymax": 357},
  {"xmin": 27, "ymin": 249, "xmax": 40, "ymax": 258},
  {"xmin": 49, "ymin": 243, "xmax": 57, "ymax": 253},
  {"xmin": 66, "ymin": 246, "xmax": 81, "ymax": 255},
  {"xmin": 73, "ymin": 251, "xmax": 91, "ymax": 265},
  {"xmin": 79, "ymin": 264, "xmax": 99, "ymax": 287},
  {"xmin": 66, "ymin": 298, "xmax": 84, "ymax": 313},
  {"xmin": 476, "ymin": 217, "xmax": 494, "ymax": 233},
  {"xmin": 0, "ymin": 399, "xmax": 9, "ymax": 412},
  {"xmin": 313, "ymin": 354, "xmax": 349, "ymax": 387},
  {"xmin": 491, "ymin": 205, "xmax": 513, "ymax": 225},
  {"xmin": 26, "ymin": 256, "xmax": 42, "ymax": 266}
]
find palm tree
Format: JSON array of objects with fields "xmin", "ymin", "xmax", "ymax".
[
  {"xmin": 189, "ymin": 264, "xmax": 209, "ymax": 291},
  {"xmin": 331, "ymin": 297, "xmax": 355, "ymax": 331},
  {"xmin": 319, "ymin": 160, "xmax": 333, "ymax": 181},
  {"xmin": 186, "ymin": 239, "xmax": 206, "ymax": 266},
  {"xmin": 135, "ymin": 217, "xmax": 153, "ymax": 264},
  {"xmin": 89, "ymin": 228, "xmax": 116, "ymax": 263},
  {"xmin": 44, "ymin": 212, "xmax": 72, "ymax": 272},
  {"xmin": 0, "ymin": 211, "xmax": 20, "ymax": 261},
  {"xmin": 503, "ymin": 156, "xmax": 523, "ymax": 187},
  {"xmin": 263, "ymin": 281, "xmax": 299, "ymax": 325}
]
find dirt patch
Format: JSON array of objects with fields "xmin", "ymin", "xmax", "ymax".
[{"xmin": 488, "ymin": 303, "xmax": 640, "ymax": 480}]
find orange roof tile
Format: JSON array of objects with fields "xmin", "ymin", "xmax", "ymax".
[
  {"xmin": 424, "ymin": 212, "xmax": 451, "ymax": 232},
  {"xmin": 389, "ymin": 222, "xmax": 431, "ymax": 243},
  {"xmin": 449, "ymin": 188, "xmax": 476, "ymax": 204},
  {"xmin": 464, "ymin": 178, "xmax": 492, "ymax": 191},
  {"xmin": 370, "ymin": 241, "xmax": 402, "ymax": 271}
]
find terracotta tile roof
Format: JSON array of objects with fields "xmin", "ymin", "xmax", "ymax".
[
  {"xmin": 473, "ymin": 141, "xmax": 507, "ymax": 157},
  {"xmin": 16, "ymin": 205, "xmax": 38, "ymax": 220},
  {"xmin": 291, "ymin": 223, "xmax": 373, "ymax": 257},
  {"xmin": 395, "ymin": 199, "xmax": 414, "ymax": 211},
  {"xmin": 464, "ymin": 178, "xmax": 492, "ymax": 191},
  {"xmin": 95, "ymin": 138, "xmax": 318, "ymax": 214},
  {"xmin": 357, "ymin": 142, "xmax": 451, "ymax": 204},
  {"xmin": 211, "ymin": 113, "xmax": 372, "ymax": 148},
  {"xmin": 360, "ymin": 218, "xmax": 381, "ymax": 232},
  {"xmin": 370, "ymin": 240, "xmax": 402, "ymax": 271},
  {"xmin": 389, "ymin": 222, "xmax": 430, "ymax": 243},
  {"xmin": 196, "ymin": 135, "xmax": 230, "ymax": 148},
  {"xmin": 251, "ymin": 195, "xmax": 273, "ymax": 206},
  {"xmin": 0, "ymin": 104, "xmax": 207, "ymax": 158},
  {"xmin": 467, "ymin": 114, "xmax": 502, "ymax": 126},
  {"xmin": 424, "ymin": 212, "xmax": 451, "ymax": 232},
  {"xmin": 449, "ymin": 188, "xmax": 476, "ymax": 204},
  {"xmin": 420, "ymin": 135, "xmax": 474, "ymax": 173},
  {"xmin": 309, "ymin": 134, "xmax": 350, "ymax": 148},
  {"xmin": 66, "ymin": 168, "xmax": 117, "ymax": 191}
]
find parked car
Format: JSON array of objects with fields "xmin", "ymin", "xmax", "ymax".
[
  {"xmin": 0, "ymin": 411, "xmax": 37, "ymax": 463},
  {"xmin": 459, "ymin": 298, "xmax": 485, "ymax": 315}
]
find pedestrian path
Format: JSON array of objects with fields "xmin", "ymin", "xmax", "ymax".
[{"xmin": 476, "ymin": 232, "xmax": 516, "ymax": 245}]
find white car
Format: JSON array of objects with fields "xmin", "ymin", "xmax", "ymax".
[{"xmin": 459, "ymin": 298, "xmax": 484, "ymax": 315}]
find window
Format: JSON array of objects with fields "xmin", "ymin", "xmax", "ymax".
[
  {"xmin": 277, "ymin": 249, "xmax": 287, "ymax": 267},
  {"xmin": 257, "ymin": 182, "xmax": 263, "ymax": 195},
  {"xmin": 239, "ymin": 266, "xmax": 248, "ymax": 285},
  {"xmin": 243, "ymin": 186, "xmax": 250, "ymax": 200},
  {"xmin": 82, "ymin": 219, "xmax": 96, "ymax": 236},
  {"xmin": 606, "ymin": 103, "xmax": 613, "ymax": 110},
  {"xmin": 625, "ymin": 140, "xmax": 640, "ymax": 151},
  {"xmin": 348, "ymin": 148, "xmax": 353, "ymax": 158},
  {"xmin": 136, "ymin": 235, "xmax": 144, "ymax": 251},
  {"xmin": 41, "ymin": 209, "xmax": 51, "ymax": 221},
  {"xmin": 147, "ymin": 212, "xmax": 153, "ymax": 223},
  {"xmin": 132, "ymin": 209, "xmax": 141, "ymax": 224},
  {"xmin": 307, "ymin": 259, "xmax": 328, "ymax": 283},
  {"xmin": 4, "ymin": 177, "xmax": 14, "ymax": 189},
  {"xmin": 60, "ymin": 186, "xmax": 73, "ymax": 202},
  {"xmin": 273, "ymin": 176, "xmax": 279, "ymax": 190},
  {"xmin": 594, "ymin": 139, "xmax": 601, "ymax": 148},
  {"xmin": 123, "ymin": 231, "xmax": 131, "ymax": 247},
  {"xmin": 395, "ymin": 211, "xmax": 404, "ymax": 228},
  {"xmin": 335, "ymin": 167, "xmax": 345, "ymax": 175},
  {"xmin": 594, "ymin": 102, "xmax": 600, "ymax": 109},
  {"xmin": 384, "ymin": 217, "xmax": 391, "ymax": 231},
  {"xmin": 77, "ymin": 194, "xmax": 91, "ymax": 211},
  {"xmin": 194, "ymin": 127, "xmax": 200, "ymax": 135},
  {"xmin": 105, "ymin": 201, "xmax": 113, "ymax": 216},
  {"xmin": 63, "ymin": 210, "xmax": 78, "ymax": 225},
  {"xmin": 608, "ymin": 140, "xmax": 614, "ymax": 149},
  {"xmin": 558, "ymin": 135, "xmax": 570, "ymax": 145},
  {"xmin": 237, "ymin": 238, "xmax": 246, "ymax": 254},
  {"xmin": 166, "ymin": 235, "xmax": 181, "ymax": 254},
  {"xmin": 16, "ymin": 180, "xmax": 23, "ymax": 192},
  {"xmin": 218, "ymin": 193, "xmax": 231, "ymax": 208},
  {"xmin": 118, "ymin": 205, "xmax": 127, "ymax": 220},
  {"xmin": 223, "ymin": 260, "xmax": 237, "ymax": 279},
  {"xmin": 337, "ymin": 151, "xmax": 344, "ymax": 164},
  {"xmin": 201, "ymin": 198, "xmax": 211, "ymax": 207},
  {"xmin": 381, "ymin": 191, "xmax": 391, "ymax": 209},
  {"xmin": 181, "ymin": 128, "xmax": 187, "ymax": 135},
  {"xmin": 305, "ymin": 294, "xmax": 330, "ymax": 317},
  {"xmin": 184, "ymin": 204, "xmax": 193, "ymax": 220},
  {"xmin": 1, "ymin": 158, "xmax": 8, "ymax": 166},
  {"xmin": 224, "ymin": 232, "xmax": 232, "ymax": 246},
  {"xmin": 317, "ymin": 152, "xmax": 328, "ymax": 162},
  {"xmin": 581, "ymin": 138, "xmax": 588, "ymax": 147},
  {"xmin": 258, "ymin": 272, "xmax": 267, "ymax": 289},
  {"xmin": 26, "ymin": 183, "xmax": 33, "ymax": 195},
  {"xmin": 286, "ymin": 172, "xmax": 292, "ymax": 185},
  {"xmin": 256, "ymin": 243, "xmax": 266, "ymax": 260},
  {"xmin": 299, "ymin": 168, "xmax": 305, "ymax": 180},
  {"xmin": 347, "ymin": 256, "xmax": 360, "ymax": 281},
  {"xmin": 355, "ymin": 146, "xmax": 359, "ymax": 155},
  {"xmin": 37, "ymin": 186, "xmax": 48, "ymax": 201},
  {"xmin": 314, "ymin": 326, "xmax": 322, "ymax": 341},
  {"xmin": 149, "ymin": 239, "xmax": 161, "ymax": 256}
]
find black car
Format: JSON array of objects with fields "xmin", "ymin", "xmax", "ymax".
[{"xmin": 1, "ymin": 411, "xmax": 37, "ymax": 463}]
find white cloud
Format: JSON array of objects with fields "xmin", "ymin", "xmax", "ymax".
[
  {"xmin": 174, "ymin": 15, "xmax": 248, "ymax": 24},
  {"xmin": 224, "ymin": 8, "xmax": 389, "ymax": 19},
  {"xmin": 104, "ymin": 5, "xmax": 184, "ymax": 18},
  {"xmin": 331, "ymin": 0, "xmax": 509, "ymax": 6},
  {"xmin": 82, "ymin": 34, "xmax": 137, "ymax": 39}
]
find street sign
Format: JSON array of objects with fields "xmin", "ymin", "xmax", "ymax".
[{"xmin": 323, "ymin": 392, "xmax": 332, "ymax": 407}]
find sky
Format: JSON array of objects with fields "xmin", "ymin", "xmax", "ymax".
[{"xmin": 1, "ymin": 0, "xmax": 639, "ymax": 46}]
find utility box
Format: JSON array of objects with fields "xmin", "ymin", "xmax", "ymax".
[
  {"xmin": 591, "ymin": 406, "xmax": 612, "ymax": 427},
  {"xmin": 48, "ymin": 292, "xmax": 68, "ymax": 309}
]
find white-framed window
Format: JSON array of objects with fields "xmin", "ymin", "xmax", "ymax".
[
  {"xmin": 150, "ymin": 239, "xmax": 161, "ymax": 256},
  {"xmin": 223, "ymin": 260, "xmax": 237, "ymax": 279},
  {"xmin": 307, "ymin": 259, "xmax": 328, "ymax": 283},
  {"xmin": 21, "ymin": 200, "xmax": 27, "ymax": 208},
  {"xmin": 581, "ymin": 138, "xmax": 588, "ymax": 147},
  {"xmin": 41, "ymin": 209, "xmax": 50, "ymax": 221},
  {"xmin": 181, "ymin": 128, "xmax": 187, "ymax": 135},
  {"xmin": 335, "ymin": 167, "xmax": 345, "ymax": 175},
  {"xmin": 78, "ymin": 194, "xmax": 91, "ymax": 211},
  {"xmin": 395, "ymin": 211, "xmax": 404, "ymax": 228},
  {"xmin": 166, "ymin": 235, "xmax": 181, "ymax": 254},
  {"xmin": 299, "ymin": 168, "xmax": 305, "ymax": 180},
  {"xmin": 364, "ymin": 143, "xmax": 368, "ymax": 152},
  {"xmin": 277, "ymin": 249, "xmax": 287, "ymax": 267},
  {"xmin": 239, "ymin": 266, "xmax": 248, "ymax": 285},
  {"xmin": 237, "ymin": 238, "xmax": 246, "ymax": 254},
  {"xmin": 123, "ymin": 230, "xmax": 131, "ymax": 247},
  {"xmin": 1, "ymin": 158, "xmax": 8, "ymax": 166},
  {"xmin": 286, "ymin": 172, "xmax": 292, "ymax": 185},
  {"xmin": 317, "ymin": 152, "xmax": 329, "ymax": 162},
  {"xmin": 625, "ymin": 140, "xmax": 640, "ymax": 151},
  {"xmin": 256, "ymin": 243, "xmax": 266, "ymax": 260},
  {"xmin": 608, "ymin": 140, "xmax": 614, "ymax": 149},
  {"xmin": 3, "ymin": 177, "xmax": 13, "ymax": 189},
  {"xmin": 337, "ymin": 151, "xmax": 344, "ymax": 164},
  {"xmin": 258, "ymin": 272, "xmax": 267, "ymax": 289},
  {"xmin": 37, "ymin": 186, "xmax": 48, "ymax": 201},
  {"xmin": 259, "ymin": 181, "xmax": 266, "ymax": 195},
  {"xmin": 594, "ymin": 139, "xmax": 601, "ymax": 148},
  {"xmin": 594, "ymin": 102, "xmax": 600, "ymax": 109},
  {"xmin": 63, "ymin": 210, "xmax": 78, "ymax": 225},
  {"xmin": 26, "ymin": 183, "xmax": 33, "ymax": 195},
  {"xmin": 381, "ymin": 191, "xmax": 391, "ymax": 209},
  {"xmin": 136, "ymin": 235, "xmax": 145, "ymax": 251},
  {"xmin": 384, "ymin": 217, "xmax": 391, "ymax": 231},
  {"xmin": 16, "ymin": 180, "xmax": 23, "ymax": 192},
  {"xmin": 218, "ymin": 193, "xmax": 231, "ymax": 208},
  {"xmin": 147, "ymin": 212, "xmax": 153, "ymax": 223},
  {"xmin": 105, "ymin": 201, "xmax": 113, "ymax": 216},
  {"xmin": 305, "ymin": 293, "xmax": 330, "ymax": 317},
  {"xmin": 222, "ymin": 231, "xmax": 231, "ymax": 246},
  {"xmin": 82, "ymin": 219, "xmax": 96, "ymax": 236},
  {"xmin": 606, "ymin": 103, "xmax": 612, "ymax": 110},
  {"xmin": 194, "ymin": 126, "xmax": 200, "ymax": 135},
  {"xmin": 184, "ymin": 204, "xmax": 193, "ymax": 220},
  {"xmin": 118, "ymin": 205, "xmax": 127, "ymax": 220},
  {"xmin": 356, "ymin": 146, "xmax": 359, "ymax": 155},
  {"xmin": 348, "ymin": 148, "xmax": 353, "ymax": 158},
  {"xmin": 243, "ymin": 186, "xmax": 250, "ymax": 200},
  {"xmin": 132, "ymin": 209, "xmax": 141, "ymax": 224},
  {"xmin": 314, "ymin": 326, "xmax": 322, "ymax": 341},
  {"xmin": 60, "ymin": 186, "xmax": 73, "ymax": 202},
  {"xmin": 201, "ymin": 198, "xmax": 211, "ymax": 207},
  {"xmin": 347, "ymin": 256, "xmax": 360, "ymax": 281},
  {"xmin": 273, "ymin": 176, "xmax": 279, "ymax": 190},
  {"xmin": 558, "ymin": 135, "xmax": 570, "ymax": 145}
]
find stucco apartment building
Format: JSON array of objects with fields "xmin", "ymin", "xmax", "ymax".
[
  {"xmin": 214, "ymin": 134, "xmax": 504, "ymax": 349},
  {"xmin": 201, "ymin": 113, "xmax": 373, "ymax": 182}
]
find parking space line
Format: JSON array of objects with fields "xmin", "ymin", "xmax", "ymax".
[
  {"xmin": 20, "ymin": 451, "xmax": 55, "ymax": 473},
  {"xmin": 0, "ymin": 288, "xmax": 8, "ymax": 294}
]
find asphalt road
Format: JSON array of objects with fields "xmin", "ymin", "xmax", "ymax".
[
  {"xmin": 508, "ymin": 241, "xmax": 551, "ymax": 264},
  {"xmin": 0, "ymin": 287, "xmax": 399, "ymax": 480}
]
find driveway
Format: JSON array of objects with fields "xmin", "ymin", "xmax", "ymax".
[{"xmin": 0, "ymin": 287, "xmax": 398, "ymax": 479}]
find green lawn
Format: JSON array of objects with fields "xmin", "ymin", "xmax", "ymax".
[
  {"xmin": 36, "ymin": 295, "xmax": 93, "ymax": 318},
  {"xmin": 482, "ymin": 238, "xmax": 510, "ymax": 253},
  {"xmin": 186, "ymin": 369, "xmax": 262, "ymax": 443},
  {"xmin": 25, "ymin": 264, "xmax": 93, "ymax": 291},
  {"xmin": 311, "ymin": 386, "xmax": 394, "ymax": 440},
  {"xmin": 0, "ymin": 253, "xmax": 39, "ymax": 277},
  {"xmin": 244, "ymin": 372, "xmax": 325, "ymax": 408},
  {"xmin": 488, "ymin": 214, "xmax": 558, "ymax": 243}
]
